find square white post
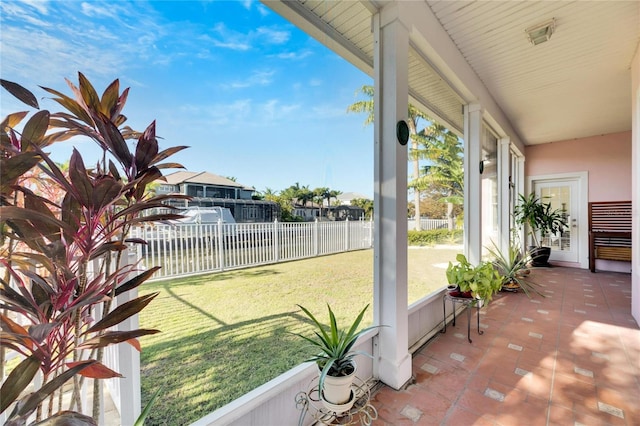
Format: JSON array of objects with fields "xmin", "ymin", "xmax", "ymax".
[
  {"xmin": 372, "ymin": 4, "xmax": 412, "ymax": 390},
  {"xmin": 464, "ymin": 104, "xmax": 483, "ymax": 264}
]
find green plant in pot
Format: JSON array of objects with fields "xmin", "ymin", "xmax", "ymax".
[
  {"xmin": 486, "ymin": 241, "xmax": 546, "ymax": 298},
  {"xmin": 514, "ymin": 193, "xmax": 568, "ymax": 267},
  {"xmin": 446, "ymin": 254, "xmax": 503, "ymax": 305},
  {"xmin": 294, "ymin": 304, "xmax": 380, "ymax": 412}
]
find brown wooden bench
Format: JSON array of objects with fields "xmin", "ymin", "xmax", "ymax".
[{"xmin": 589, "ymin": 201, "xmax": 631, "ymax": 272}]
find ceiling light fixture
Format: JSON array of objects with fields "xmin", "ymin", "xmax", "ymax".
[{"xmin": 525, "ymin": 18, "xmax": 555, "ymax": 45}]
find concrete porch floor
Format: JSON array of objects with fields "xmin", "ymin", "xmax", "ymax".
[{"xmin": 371, "ymin": 267, "xmax": 639, "ymax": 425}]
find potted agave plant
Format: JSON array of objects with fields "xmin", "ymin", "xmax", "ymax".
[
  {"xmin": 486, "ymin": 241, "xmax": 546, "ymax": 298},
  {"xmin": 294, "ymin": 304, "xmax": 379, "ymax": 413}
]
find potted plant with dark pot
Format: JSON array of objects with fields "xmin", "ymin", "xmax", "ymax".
[
  {"xmin": 294, "ymin": 304, "xmax": 380, "ymax": 414},
  {"xmin": 514, "ymin": 193, "xmax": 568, "ymax": 267},
  {"xmin": 446, "ymin": 254, "xmax": 503, "ymax": 306}
]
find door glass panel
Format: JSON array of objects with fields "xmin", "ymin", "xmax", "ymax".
[
  {"xmin": 538, "ymin": 185, "xmax": 571, "ymax": 253},
  {"xmin": 533, "ymin": 178, "xmax": 579, "ymax": 263}
]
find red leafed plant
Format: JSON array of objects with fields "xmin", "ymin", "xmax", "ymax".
[{"xmin": 0, "ymin": 73, "xmax": 189, "ymax": 425}]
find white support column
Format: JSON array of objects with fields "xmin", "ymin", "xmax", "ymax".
[
  {"xmin": 372, "ymin": 5, "xmax": 412, "ymax": 390},
  {"xmin": 498, "ymin": 137, "xmax": 511, "ymax": 254},
  {"xmin": 463, "ymin": 104, "xmax": 483, "ymax": 265},
  {"xmin": 517, "ymin": 156, "xmax": 526, "ymax": 247},
  {"xmin": 630, "ymin": 44, "xmax": 639, "ymax": 324}
]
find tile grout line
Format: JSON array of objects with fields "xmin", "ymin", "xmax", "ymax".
[{"xmin": 545, "ymin": 270, "xmax": 563, "ymax": 426}]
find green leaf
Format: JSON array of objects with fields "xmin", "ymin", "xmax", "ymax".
[
  {"xmin": 0, "ymin": 354, "xmax": 40, "ymax": 414},
  {"xmin": 133, "ymin": 387, "xmax": 162, "ymax": 426},
  {"xmin": 1, "ymin": 79, "xmax": 39, "ymax": 108}
]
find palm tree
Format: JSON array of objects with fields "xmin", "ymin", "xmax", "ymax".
[
  {"xmin": 347, "ymin": 85, "xmax": 428, "ymax": 229},
  {"xmin": 411, "ymin": 124, "xmax": 463, "ymax": 230}
]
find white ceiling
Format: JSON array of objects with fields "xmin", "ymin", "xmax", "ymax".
[
  {"xmin": 264, "ymin": 0, "xmax": 639, "ymax": 145},
  {"xmin": 428, "ymin": 0, "xmax": 639, "ymax": 145}
]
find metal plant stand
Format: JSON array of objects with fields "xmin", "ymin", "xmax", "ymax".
[
  {"xmin": 441, "ymin": 293, "xmax": 483, "ymax": 343},
  {"xmin": 296, "ymin": 376, "xmax": 377, "ymax": 426}
]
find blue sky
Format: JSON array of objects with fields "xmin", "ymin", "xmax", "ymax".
[{"xmin": 0, "ymin": 0, "xmax": 374, "ymax": 197}]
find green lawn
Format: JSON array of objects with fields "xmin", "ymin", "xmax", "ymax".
[{"xmin": 138, "ymin": 246, "xmax": 460, "ymax": 425}]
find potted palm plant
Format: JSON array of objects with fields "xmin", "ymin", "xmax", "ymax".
[
  {"xmin": 514, "ymin": 193, "xmax": 568, "ymax": 266},
  {"xmin": 294, "ymin": 304, "xmax": 379, "ymax": 413},
  {"xmin": 446, "ymin": 254, "xmax": 503, "ymax": 306}
]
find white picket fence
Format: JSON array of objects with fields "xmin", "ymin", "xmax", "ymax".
[
  {"xmin": 407, "ymin": 218, "xmax": 449, "ymax": 231},
  {"xmin": 132, "ymin": 219, "xmax": 374, "ymax": 281}
]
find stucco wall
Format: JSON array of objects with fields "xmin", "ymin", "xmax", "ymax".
[
  {"xmin": 524, "ymin": 132, "xmax": 632, "ymax": 273},
  {"xmin": 524, "ymin": 131, "xmax": 632, "ymax": 202}
]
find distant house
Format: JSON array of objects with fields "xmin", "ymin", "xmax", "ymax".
[
  {"xmin": 157, "ymin": 171, "xmax": 279, "ymax": 223},
  {"xmin": 291, "ymin": 199, "xmax": 323, "ymax": 221},
  {"xmin": 326, "ymin": 205, "xmax": 366, "ymax": 221},
  {"xmin": 336, "ymin": 192, "xmax": 371, "ymax": 205}
]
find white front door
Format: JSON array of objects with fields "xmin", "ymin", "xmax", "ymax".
[{"xmin": 532, "ymin": 178, "xmax": 580, "ymax": 263}]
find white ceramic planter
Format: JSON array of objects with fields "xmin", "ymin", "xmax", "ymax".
[{"xmin": 321, "ymin": 362, "xmax": 357, "ymax": 405}]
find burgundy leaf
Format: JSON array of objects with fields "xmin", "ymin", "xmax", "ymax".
[
  {"xmin": 77, "ymin": 329, "xmax": 160, "ymax": 350},
  {"xmin": 0, "ymin": 354, "xmax": 40, "ymax": 414},
  {"xmin": 66, "ymin": 361, "xmax": 123, "ymax": 379},
  {"xmin": 85, "ymin": 293, "xmax": 158, "ymax": 333},
  {"xmin": 1, "ymin": 79, "xmax": 39, "ymax": 108},
  {"xmin": 21, "ymin": 110, "xmax": 50, "ymax": 149},
  {"xmin": 134, "ymin": 121, "xmax": 158, "ymax": 171},
  {"xmin": 114, "ymin": 267, "xmax": 161, "ymax": 296}
]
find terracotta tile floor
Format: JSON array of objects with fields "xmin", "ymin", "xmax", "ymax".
[{"xmin": 371, "ymin": 267, "xmax": 640, "ymax": 425}]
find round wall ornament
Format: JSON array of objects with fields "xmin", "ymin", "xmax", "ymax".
[{"xmin": 396, "ymin": 120, "xmax": 409, "ymax": 146}]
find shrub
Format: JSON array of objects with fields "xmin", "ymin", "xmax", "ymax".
[{"xmin": 408, "ymin": 229, "xmax": 463, "ymax": 246}]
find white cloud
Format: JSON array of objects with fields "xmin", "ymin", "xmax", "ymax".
[
  {"xmin": 209, "ymin": 23, "xmax": 252, "ymax": 51},
  {"xmin": 261, "ymin": 99, "xmax": 300, "ymax": 121},
  {"xmin": 256, "ymin": 27, "xmax": 289, "ymax": 44},
  {"xmin": 274, "ymin": 50, "xmax": 312, "ymax": 60},
  {"xmin": 257, "ymin": 4, "xmax": 270, "ymax": 17},
  {"xmin": 80, "ymin": 2, "xmax": 117, "ymax": 18},
  {"xmin": 0, "ymin": 1, "xmax": 171, "ymax": 88},
  {"xmin": 16, "ymin": 0, "xmax": 48, "ymax": 15},
  {"xmin": 224, "ymin": 70, "xmax": 275, "ymax": 89}
]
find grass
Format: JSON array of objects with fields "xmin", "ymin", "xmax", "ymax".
[{"xmin": 138, "ymin": 246, "xmax": 460, "ymax": 425}]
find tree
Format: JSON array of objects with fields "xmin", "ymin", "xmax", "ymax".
[
  {"xmin": 351, "ymin": 198, "xmax": 373, "ymax": 220},
  {"xmin": 347, "ymin": 85, "xmax": 428, "ymax": 229},
  {"xmin": 411, "ymin": 124, "xmax": 463, "ymax": 230}
]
